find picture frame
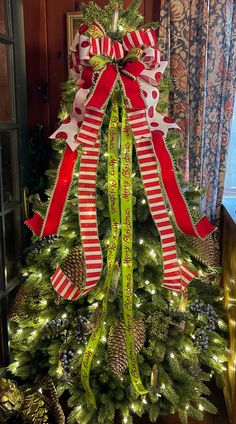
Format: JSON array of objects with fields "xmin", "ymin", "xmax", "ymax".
[{"xmin": 66, "ymin": 12, "xmax": 84, "ymax": 52}]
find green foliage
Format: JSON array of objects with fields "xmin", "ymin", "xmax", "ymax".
[{"xmin": 5, "ymin": 1, "xmax": 228, "ymax": 423}]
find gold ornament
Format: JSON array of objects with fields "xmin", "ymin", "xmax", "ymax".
[
  {"xmin": 60, "ymin": 245, "xmax": 86, "ymax": 288},
  {"xmin": 108, "ymin": 319, "xmax": 145, "ymax": 375},
  {"xmin": 20, "ymin": 387, "xmax": 49, "ymax": 423},
  {"xmin": 0, "ymin": 379, "xmax": 23, "ymax": 421}
]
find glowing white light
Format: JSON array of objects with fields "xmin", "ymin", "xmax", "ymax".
[
  {"xmin": 142, "ymin": 398, "xmax": 147, "ymax": 404},
  {"xmin": 185, "ymin": 405, "xmax": 190, "ymax": 410},
  {"xmin": 198, "ymin": 404, "xmax": 204, "ymax": 411},
  {"xmin": 97, "ymin": 360, "xmax": 101, "ymax": 365},
  {"xmin": 150, "ymin": 289, "xmax": 156, "ymax": 295},
  {"xmin": 101, "ymin": 336, "xmax": 107, "ymax": 343},
  {"xmin": 150, "ymin": 249, "xmax": 156, "ymax": 257},
  {"xmin": 170, "ymin": 353, "xmax": 175, "ymax": 358},
  {"xmin": 145, "ymin": 280, "xmax": 150, "ymax": 285},
  {"xmin": 17, "ymin": 329, "xmax": 23, "ymax": 334},
  {"xmin": 40, "ymin": 299, "xmax": 47, "ymax": 306},
  {"xmin": 47, "ymin": 248, "xmax": 51, "ymax": 252},
  {"xmin": 185, "ymin": 346, "xmax": 191, "ymax": 352},
  {"xmin": 31, "ymin": 331, "xmax": 37, "ymax": 336},
  {"xmin": 139, "ymin": 239, "xmax": 144, "ymax": 245},
  {"xmin": 136, "ymin": 303, "xmax": 142, "ymax": 308},
  {"xmin": 62, "ymin": 313, "xmax": 67, "ymax": 319},
  {"xmin": 123, "ymin": 418, "xmax": 128, "ymax": 424},
  {"xmin": 38, "ymin": 388, "xmax": 43, "ymax": 394},
  {"xmin": 161, "ymin": 383, "xmax": 165, "ymax": 389},
  {"xmin": 141, "ymin": 199, "xmax": 146, "ymax": 204},
  {"xmin": 77, "ymin": 349, "xmax": 83, "ymax": 355}
]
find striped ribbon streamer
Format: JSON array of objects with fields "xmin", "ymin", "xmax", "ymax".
[{"xmin": 50, "ymin": 140, "xmax": 103, "ymax": 300}]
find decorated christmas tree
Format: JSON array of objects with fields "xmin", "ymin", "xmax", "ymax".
[{"xmin": 3, "ymin": 1, "xmax": 228, "ymax": 423}]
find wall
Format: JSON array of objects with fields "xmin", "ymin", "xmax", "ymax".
[{"xmin": 23, "ymin": 0, "xmax": 160, "ymax": 138}]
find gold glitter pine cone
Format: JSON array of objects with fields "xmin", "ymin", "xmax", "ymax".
[
  {"xmin": 108, "ymin": 319, "xmax": 146, "ymax": 376},
  {"xmin": 60, "ymin": 245, "xmax": 86, "ymax": 288},
  {"xmin": 20, "ymin": 388, "xmax": 49, "ymax": 423},
  {"xmin": 0, "ymin": 378, "xmax": 23, "ymax": 421}
]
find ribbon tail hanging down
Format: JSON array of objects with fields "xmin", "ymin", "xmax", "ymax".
[
  {"xmin": 50, "ymin": 140, "xmax": 103, "ymax": 301},
  {"xmin": 25, "ymin": 146, "xmax": 78, "ymax": 237},
  {"xmin": 81, "ymin": 96, "xmax": 121, "ymax": 407},
  {"xmin": 151, "ymin": 131, "xmax": 214, "ymax": 238},
  {"xmin": 121, "ymin": 103, "xmax": 148, "ymax": 395}
]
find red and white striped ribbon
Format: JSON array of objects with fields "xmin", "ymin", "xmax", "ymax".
[
  {"xmin": 123, "ymin": 28, "xmax": 156, "ymax": 52},
  {"xmin": 134, "ymin": 137, "xmax": 182, "ymax": 291},
  {"xmin": 127, "ymin": 110, "xmax": 152, "ymax": 141},
  {"xmin": 77, "ymin": 109, "xmax": 103, "ymax": 147},
  {"xmin": 51, "ymin": 140, "xmax": 103, "ymax": 300},
  {"xmin": 133, "ymin": 134, "xmax": 197, "ymax": 291}
]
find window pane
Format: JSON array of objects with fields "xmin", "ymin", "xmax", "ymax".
[
  {"xmin": 0, "ymin": 0, "xmax": 8, "ymax": 34},
  {"xmin": 0, "ymin": 43, "xmax": 14, "ymax": 122},
  {"xmin": 0, "ymin": 131, "xmax": 19, "ymax": 206},
  {"xmin": 4, "ymin": 209, "xmax": 21, "ymax": 283}
]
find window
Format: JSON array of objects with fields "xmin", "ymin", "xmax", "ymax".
[{"xmin": 223, "ymin": 100, "xmax": 236, "ymax": 221}]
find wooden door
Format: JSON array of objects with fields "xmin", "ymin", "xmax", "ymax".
[{"xmin": 0, "ymin": 0, "xmax": 28, "ymax": 365}]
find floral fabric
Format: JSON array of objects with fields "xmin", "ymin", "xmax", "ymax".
[{"xmin": 160, "ymin": 0, "xmax": 236, "ymax": 222}]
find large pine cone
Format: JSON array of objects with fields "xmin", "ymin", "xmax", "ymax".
[
  {"xmin": 20, "ymin": 388, "xmax": 49, "ymax": 423},
  {"xmin": 8, "ymin": 284, "xmax": 29, "ymax": 321},
  {"xmin": 192, "ymin": 235, "xmax": 218, "ymax": 267},
  {"xmin": 60, "ymin": 245, "xmax": 86, "ymax": 288},
  {"xmin": 108, "ymin": 319, "xmax": 146, "ymax": 376},
  {"xmin": 0, "ymin": 379, "xmax": 23, "ymax": 421}
]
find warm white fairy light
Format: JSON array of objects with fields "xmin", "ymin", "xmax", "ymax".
[
  {"xmin": 120, "ymin": 377, "xmax": 124, "ymax": 381},
  {"xmin": 136, "ymin": 303, "xmax": 142, "ymax": 308},
  {"xmin": 123, "ymin": 418, "xmax": 128, "ymax": 424},
  {"xmin": 38, "ymin": 388, "xmax": 43, "ymax": 394},
  {"xmin": 47, "ymin": 248, "xmax": 51, "ymax": 252},
  {"xmin": 145, "ymin": 280, "xmax": 150, "ymax": 285},
  {"xmin": 161, "ymin": 383, "xmax": 166, "ymax": 389},
  {"xmin": 77, "ymin": 349, "xmax": 83, "ymax": 355},
  {"xmin": 141, "ymin": 199, "xmax": 146, "ymax": 204},
  {"xmin": 185, "ymin": 346, "xmax": 191, "ymax": 352},
  {"xmin": 38, "ymin": 273, "xmax": 43, "ymax": 278},
  {"xmin": 62, "ymin": 313, "xmax": 67, "ymax": 319},
  {"xmin": 185, "ymin": 404, "xmax": 190, "ymax": 410},
  {"xmin": 139, "ymin": 239, "xmax": 144, "ymax": 245},
  {"xmin": 178, "ymin": 259, "xmax": 183, "ymax": 265},
  {"xmin": 23, "ymin": 271, "xmax": 28, "ymax": 277},
  {"xmin": 198, "ymin": 404, "xmax": 204, "ymax": 411},
  {"xmin": 132, "ymin": 172, "xmax": 136, "ymax": 177},
  {"xmin": 101, "ymin": 336, "xmax": 107, "ymax": 343},
  {"xmin": 104, "ymin": 152, "xmax": 108, "ymax": 157},
  {"xmin": 40, "ymin": 299, "xmax": 47, "ymax": 306},
  {"xmin": 97, "ymin": 360, "xmax": 101, "ymax": 365},
  {"xmin": 142, "ymin": 398, "xmax": 147, "ymax": 404},
  {"xmin": 170, "ymin": 353, "xmax": 175, "ymax": 358},
  {"xmin": 150, "ymin": 289, "xmax": 156, "ymax": 295},
  {"xmin": 150, "ymin": 249, "xmax": 156, "ymax": 257},
  {"xmin": 17, "ymin": 329, "xmax": 23, "ymax": 334}
]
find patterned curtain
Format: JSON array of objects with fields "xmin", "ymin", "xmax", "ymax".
[{"xmin": 160, "ymin": 0, "xmax": 236, "ymax": 222}]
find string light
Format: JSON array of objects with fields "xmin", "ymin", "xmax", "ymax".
[
  {"xmin": 170, "ymin": 353, "xmax": 175, "ymax": 358},
  {"xmin": 77, "ymin": 349, "xmax": 83, "ymax": 355},
  {"xmin": 23, "ymin": 271, "xmax": 28, "ymax": 277},
  {"xmin": 38, "ymin": 388, "xmax": 43, "ymax": 394},
  {"xmin": 136, "ymin": 303, "xmax": 142, "ymax": 308},
  {"xmin": 62, "ymin": 313, "xmax": 67, "ymax": 319},
  {"xmin": 150, "ymin": 249, "xmax": 156, "ymax": 257},
  {"xmin": 47, "ymin": 248, "xmax": 51, "ymax": 252},
  {"xmin": 141, "ymin": 199, "xmax": 146, "ymax": 204},
  {"xmin": 142, "ymin": 398, "xmax": 147, "ymax": 404},
  {"xmin": 161, "ymin": 383, "xmax": 165, "ymax": 389},
  {"xmin": 139, "ymin": 239, "xmax": 144, "ymax": 245},
  {"xmin": 145, "ymin": 280, "xmax": 150, "ymax": 285},
  {"xmin": 97, "ymin": 360, "xmax": 101, "ymax": 365},
  {"xmin": 101, "ymin": 336, "xmax": 107, "ymax": 343},
  {"xmin": 185, "ymin": 405, "xmax": 190, "ymax": 410},
  {"xmin": 185, "ymin": 346, "xmax": 191, "ymax": 352},
  {"xmin": 198, "ymin": 404, "xmax": 204, "ymax": 411},
  {"xmin": 123, "ymin": 418, "xmax": 128, "ymax": 424},
  {"xmin": 150, "ymin": 289, "xmax": 156, "ymax": 295},
  {"xmin": 104, "ymin": 152, "xmax": 108, "ymax": 157},
  {"xmin": 17, "ymin": 329, "xmax": 23, "ymax": 334},
  {"xmin": 40, "ymin": 299, "xmax": 47, "ymax": 306}
]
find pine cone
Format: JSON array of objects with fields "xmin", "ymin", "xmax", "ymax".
[
  {"xmin": 108, "ymin": 319, "xmax": 145, "ymax": 376},
  {"xmin": 0, "ymin": 379, "xmax": 23, "ymax": 421},
  {"xmin": 8, "ymin": 284, "xmax": 28, "ymax": 321},
  {"xmin": 60, "ymin": 245, "xmax": 86, "ymax": 288},
  {"xmin": 192, "ymin": 235, "xmax": 218, "ymax": 267},
  {"xmin": 38, "ymin": 377, "xmax": 65, "ymax": 424},
  {"xmin": 20, "ymin": 388, "xmax": 49, "ymax": 423}
]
